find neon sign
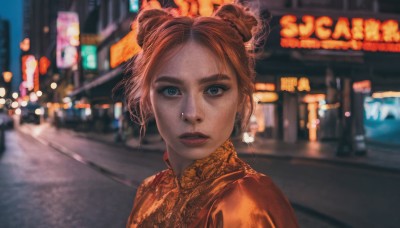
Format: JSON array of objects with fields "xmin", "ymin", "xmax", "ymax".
[
  {"xmin": 141, "ymin": 0, "xmax": 234, "ymax": 16},
  {"xmin": 280, "ymin": 77, "xmax": 310, "ymax": 92},
  {"xmin": 280, "ymin": 15, "xmax": 400, "ymax": 52},
  {"xmin": 353, "ymin": 80, "xmax": 371, "ymax": 93},
  {"xmin": 253, "ymin": 92, "xmax": 279, "ymax": 103},
  {"xmin": 255, "ymin": 83, "xmax": 275, "ymax": 91},
  {"xmin": 110, "ymin": 29, "xmax": 141, "ymax": 69},
  {"xmin": 56, "ymin": 12, "xmax": 80, "ymax": 68},
  {"xmin": 22, "ymin": 55, "xmax": 39, "ymax": 91},
  {"xmin": 81, "ymin": 45, "xmax": 97, "ymax": 70},
  {"xmin": 39, "ymin": 56, "xmax": 51, "ymax": 75}
]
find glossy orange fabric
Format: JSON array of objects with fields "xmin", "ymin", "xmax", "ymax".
[{"xmin": 127, "ymin": 140, "xmax": 299, "ymax": 227}]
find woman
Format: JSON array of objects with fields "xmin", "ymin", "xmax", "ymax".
[{"xmin": 125, "ymin": 3, "xmax": 299, "ymax": 227}]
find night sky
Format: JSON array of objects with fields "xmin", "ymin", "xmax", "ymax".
[{"xmin": 0, "ymin": 0, "xmax": 23, "ymax": 92}]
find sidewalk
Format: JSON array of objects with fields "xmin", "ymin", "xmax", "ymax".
[{"xmin": 66, "ymin": 124, "xmax": 400, "ymax": 173}]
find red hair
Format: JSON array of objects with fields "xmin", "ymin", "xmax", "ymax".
[{"xmin": 125, "ymin": 3, "xmax": 260, "ymax": 136}]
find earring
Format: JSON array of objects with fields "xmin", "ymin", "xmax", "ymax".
[{"xmin": 181, "ymin": 112, "xmax": 184, "ymax": 120}]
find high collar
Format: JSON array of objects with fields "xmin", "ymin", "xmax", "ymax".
[{"xmin": 163, "ymin": 139, "xmax": 240, "ymax": 190}]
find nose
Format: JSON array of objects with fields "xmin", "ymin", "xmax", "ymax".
[{"xmin": 181, "ymin": 94, "xmax": 204, "ymax": 124}]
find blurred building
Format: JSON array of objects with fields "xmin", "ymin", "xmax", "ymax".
[
  {"xmin": 0, "ymin": 19, "xmax": 10, "ymax": 74},
  {"xmin": 250, "ymin": 0, "xmax": 400, "ymax": 154},
  {"xmin": 0, "ymin": 19, "xmax": 11, "ymax": 98},
  {"xmin": 20, "ymin": 0, "xmax": 400, "ymax": 152},
  {"xmin": 19, "ymin": 0, "xmax": 140, "ymax": 132}
]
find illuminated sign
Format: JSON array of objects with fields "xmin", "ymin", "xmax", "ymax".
[
  {"xmin": 372, "ymin": 91, "xmax": 400, "ymax": 98},
  {"xmin": 280, "ymin": 15, "xmax": 400, "ymax": 52},
  {"xmin": 297, "ymin": 77, "xmax": 311, "ymax": 92},
  {"xmin": 81, "ymin": 34, "xmax": 99, "ymax": 45},
  {"xmin": 255, "ymin": 83, "xmax": 275, "ymax": 91},
  {"xmin": 253, "ymin": 92, "xmax": 279, "ymax": 103},
  {"xmin": 110, "ymin": 30, "xmax": 141, "ymax": 68},
  {"xmin": 39, "ymin": 56, "xmax": 51, "ymax": 75},
  {"xmin": 280, "ymin": 77, "xmax": 310, "ymax": 92},
  {"xmin": 57, "ymin": 12, "xmax": 80, "ymax": 68},
  {"xmin": 129, "ymin": 0, "xmax": 140, "ymax": 12},
  {"xmin": 353, "ymin": 80, "xmax": 371, "ymax": 93},
  {"xmin": 302, "ymin": 94, "xmax": 325, "ymax": 103},
  {"xmin": 141, "ymin": 0, "xmax": 234, "ymax": 16},
  {"xmin": 173, "ymin": 0, "xmax": 234, "ymax": 16},
  {"xmin": 308, "ymin": 103, "xmax": 318, "ymax": 142},
  {"xmin": 81, "ymin": 45, "xmax": 97, "ymax": 70},
  {"xmin": 22, "ymin": 55, "xmax": 39, "ymax": 91}
]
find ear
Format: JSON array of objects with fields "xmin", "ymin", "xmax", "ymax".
[{"xmin": 237, "ymin": 94, "xmax": 245, "ymax": 113}]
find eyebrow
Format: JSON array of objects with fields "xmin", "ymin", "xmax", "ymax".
[{"xmin": 154, "ymin": 74, "xmax": 232, "ymax": 85}]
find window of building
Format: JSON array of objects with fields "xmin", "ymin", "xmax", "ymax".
[
  {"xmin": 348, "ymin": 0, "xmax": 374, "ymax": 11},
  {"xmin": 379, "ymin": 0, "xmax": 400, "ymax": 14},
  {"xmin": 101, "ymin": 0, "xmax": 109, "ymax": 29},
  {"xmin": 113, "ymin": 0, "xmax": 120, "ymax": 22},
  {"xmin": 298, "ymin": 0, "xmax": 344, "ymax": 9},
  {"xmin": 121, "ymin": 0, "xmax": 127, "ymax": 17}
]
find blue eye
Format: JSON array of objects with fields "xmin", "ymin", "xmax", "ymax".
[
  {"xmin": 205, "ymin": 85, "xmax": 228, "ymax": 96},
  {"xmin": 159, "ymin": 87, "xmax": 181, "ymax": 97}
]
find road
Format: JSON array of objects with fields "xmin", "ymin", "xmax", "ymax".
[{"xmin": 0, "ymin": 123, "xmax": 399, "ymax": 228}]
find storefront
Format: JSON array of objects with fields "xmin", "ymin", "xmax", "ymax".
[{"xmin": 251, "ymin": 11, "xmax": 400, "ymax": 145}]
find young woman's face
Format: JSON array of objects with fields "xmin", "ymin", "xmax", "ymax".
[{"xmin": 150, "ymin": 41, "xmax": 240, "ymax": 163}]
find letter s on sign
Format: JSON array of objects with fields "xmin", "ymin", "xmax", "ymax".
[{"xmin": 280, "ymin": 15, "xmax": 298, "ymax": 38}]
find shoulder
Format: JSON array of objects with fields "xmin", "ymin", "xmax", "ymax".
[
  {"xmin": 136, "ymin": 169, "xmax": 172, "ymax": 198},
  {"xmin": 207, "ymin": 173, "xmax": 299, "ymax": 228}
]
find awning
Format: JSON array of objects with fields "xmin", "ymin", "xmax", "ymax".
[{"xmin": 68, "ymin": 66, "xmax": 123, "ymax": 98}]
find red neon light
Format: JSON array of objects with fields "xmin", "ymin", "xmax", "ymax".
[
  {"xmin": 39, "ymin": 56, "xmax": 51, "ymax": 75},
  {"xmin": 280, "ymin": 15, "xmax": 400, "ymax": 52}
]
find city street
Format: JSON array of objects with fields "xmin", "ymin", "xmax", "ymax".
[
  {"xmin": 1, "ymin": 0, "xmax": 400, "ymax": 227},
  {"xmin": 0, "ymin": 123, "xmax": 399, "ymax": 228}
]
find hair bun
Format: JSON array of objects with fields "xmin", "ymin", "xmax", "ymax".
[
  {"xmin": 214, "ymin": 4, "xmax": 258, "ymax": 42},
  {"xmin": 136, "ymin": 9, "xmax": 172, "ymax": 47}
]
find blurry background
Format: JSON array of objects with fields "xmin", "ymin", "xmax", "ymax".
[{"xmin": 0, "ymin": 0, "xmax": 399, "ymax": 227}]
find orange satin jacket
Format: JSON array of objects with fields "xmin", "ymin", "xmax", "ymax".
[{"xmin": 127, "ymin": 140, "xmax": 299, "ymax": 228}]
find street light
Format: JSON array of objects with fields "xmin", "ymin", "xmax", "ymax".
[
  {"xmin": 0, "ymin": 88, "xmax": 5, "ymax": 97},
  {"xmin": 36, "ymin": 90, "xmax": 43, "ymax": 97},
  {"xmin": 11, "ymin": 101, "xmax": 18, "ymax": 109},
  {"xmin": 2, "ymin": 71, "xmax": 12, "ymax": 83},
  {"xmin": 51, "ymin": 82, "xmax": 57, "ymax": 89},
  {"xmin": 20, "ymin": 38, "xmax": 30, "ymax": 52},
  {"xmin": 12, "ymin": 92, "xmax": 18, "ymax": 99}
]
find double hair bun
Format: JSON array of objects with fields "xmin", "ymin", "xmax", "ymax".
[
  {"xmin": 136, "ymin": 9, "xmax": 172, "ymax": 47},
  {"xmin": 136, "ymin": 4, "xmax": 258, "ymax": 48},
  {"xmin": 214, "ymin": 4, "xmax": 258, "ymax": 43}
]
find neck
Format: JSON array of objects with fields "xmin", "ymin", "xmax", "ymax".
[{"xmin": 166, "ymin": 147, "xmax": 194, "ymax": 177}]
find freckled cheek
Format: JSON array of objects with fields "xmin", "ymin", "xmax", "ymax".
[
  {"xmin": 150, "ymin": 95, "xmax": 180, "ymax": 136},
  {"xmin": 209, "ymin": 99, "xmax": 238, "ymax": 126}
]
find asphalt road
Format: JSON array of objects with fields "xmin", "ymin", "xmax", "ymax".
[
  {"xmin": 1, "ymin": 123, "xmax": 399, "ymax": 228},
  {"xmin": 0, "ymin": 129, "xmax": 134, "ymax": 228}
]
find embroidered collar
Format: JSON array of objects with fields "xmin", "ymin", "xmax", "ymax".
[{"xmin": 163, "ymin": 139, "xmax": 240, "ymax": 190}]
